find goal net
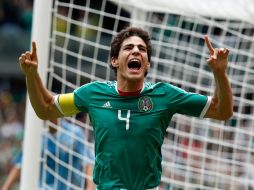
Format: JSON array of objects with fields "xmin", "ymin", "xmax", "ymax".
[{"xmin": 21, "ymin": 0, "xmax": 254, "ymax": 189}]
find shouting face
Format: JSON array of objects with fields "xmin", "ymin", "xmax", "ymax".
[{"xmin": 111, "ymin": 36, "xmax": 150, "ymax": 83}]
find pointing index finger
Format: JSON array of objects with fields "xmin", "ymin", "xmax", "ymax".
[
  {"xmin": 204, "ymin": 35, "xmax": 214, "ymax": 55},
  {"xmin": 31, "ymin": 41, "xmax": 37, "ymax": 57}
]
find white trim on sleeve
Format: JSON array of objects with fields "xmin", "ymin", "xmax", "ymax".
[
  {"xmin": 53, "ymin": 95, "xmax": 64, "ymax": 115},
  {"xmin": 200, "ymin": 96, "xmax": 212, "ymax": 118}
]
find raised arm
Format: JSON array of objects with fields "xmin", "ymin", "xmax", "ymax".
[
  {"xmin": 19, "ymin": 41, "xmax": 62, "ymax": 120},
  {"xmin": 204, "ymin": 35, "xmax": 233, "ymax": 120}
]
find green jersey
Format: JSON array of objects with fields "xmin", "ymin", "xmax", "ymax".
[{"xmin": 74, "ymin": 81, "xmax": 209, "ymax": 190}]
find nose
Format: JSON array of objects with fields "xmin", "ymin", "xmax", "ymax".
[{"xmin": 132, "ymin": 45, "xmax": 140, "ymax": 54}]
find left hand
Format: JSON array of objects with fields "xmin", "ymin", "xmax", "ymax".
[{"xmin": 204, "ymin": 35, "xmax": 229, "ymax": 74}]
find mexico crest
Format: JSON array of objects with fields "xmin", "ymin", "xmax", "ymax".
[{"xmin": 138, "ymin": 96, "xmax": 153, "ymax": 112}]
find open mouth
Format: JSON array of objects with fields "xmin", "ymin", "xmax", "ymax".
[{"xmin": 128, "ymin": 59, "xmax": 141, "ymax": 71}]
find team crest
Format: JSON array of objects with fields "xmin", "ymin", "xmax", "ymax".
[{"xmin": 138, "ymin": 96, "xmax": 153, "ymax": 112}]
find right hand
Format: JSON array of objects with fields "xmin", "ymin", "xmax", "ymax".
[{"xmin": 19, "ymin": 41, "xmax": 38, "ymax": 75}]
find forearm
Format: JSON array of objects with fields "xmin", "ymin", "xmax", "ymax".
[
  {"xmin": 25, "ymin": 72, "xmax": 57, "ymax": 119},
  {"xmin": 1, "ymin": 167, "xmax": 20, "ymax": 190},
  {"xmin": 211, "ymin": 71, "xmax": 233, "ymax": 120},
  {"xmin": 85, "ymin": 164, "xmax": 95, "ymax": 190}
]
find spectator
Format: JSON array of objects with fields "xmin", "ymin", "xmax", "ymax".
[{"xmin": 1, "ymin": 116, "xmax": 95, "ymax": 190}]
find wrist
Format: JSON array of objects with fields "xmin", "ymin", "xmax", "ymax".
[
  {"xmin": 213, "ymin": 70, "xmax": 227, "ymax": 78},
  {"xmin": 26, "ymin": 70, "xmax": 39, "ymax": 79}
]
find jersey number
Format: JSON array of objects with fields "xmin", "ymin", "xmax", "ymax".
[{"xmin": 118, "ymin": 110, "xmax": 130, "ymax": 130}]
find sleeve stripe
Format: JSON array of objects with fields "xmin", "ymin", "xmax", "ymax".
[
  {"xmin": 53, "ymin": 95, "xmax": 64, "ymax": 115},
  {"xmin": 200, "ymin": 96, "xmax": 212, "ymax": 118}
]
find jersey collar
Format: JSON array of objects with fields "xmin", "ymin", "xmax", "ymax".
[{"xmin": 115, "ymin": 82, "xmax": 145, "ymax": 96}]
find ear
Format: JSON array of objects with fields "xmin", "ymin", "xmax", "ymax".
[{"xmin": 111, "ymin": 57, "xmax": 119, "ymax": 68}]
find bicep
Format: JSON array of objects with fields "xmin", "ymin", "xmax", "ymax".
[{"xmin": 204, "ymin": 96, "xmax": 222, "ymax": 119}]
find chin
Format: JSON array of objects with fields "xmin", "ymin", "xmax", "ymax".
[{"xmin": 127, "ymin": 74, "xmax": 144, "ymax": 81}]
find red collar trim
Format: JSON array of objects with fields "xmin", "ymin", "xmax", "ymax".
[{"xmin": 118, "ymin": 89, "xmax": 141, "ymax": 97}]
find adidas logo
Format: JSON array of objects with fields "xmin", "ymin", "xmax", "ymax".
[{"xmin": 103, "ymin": 101, "xmax": 112, "ymax": 108}]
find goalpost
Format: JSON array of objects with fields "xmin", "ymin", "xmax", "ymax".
[{"xmin": 21, "ymin": 0, "xmax": 254, "ymax": 189}]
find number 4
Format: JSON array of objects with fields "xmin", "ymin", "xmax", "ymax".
[{"xmin": 118, "ymin": 110, "xmax": 131, "ymax": 130}]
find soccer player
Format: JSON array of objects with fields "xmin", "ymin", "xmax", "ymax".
[{"xmin": 18, "ymin": 26, "xmax": 233, "ymax": 190}]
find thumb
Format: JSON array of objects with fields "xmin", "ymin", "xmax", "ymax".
[{"xmin": 207, "ymin": 57, "xmax": 215, "ymax": 66}]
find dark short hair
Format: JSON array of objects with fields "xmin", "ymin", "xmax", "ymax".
[{"xmin": 110, "ymin": 26, "xmax": 152, "ymax": 75}]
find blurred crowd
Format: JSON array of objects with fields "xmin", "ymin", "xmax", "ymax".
[
  {"xmin": 0, "ymin": 0, "xmax": 33, "ymax": 34},
  {"xmin": 0, "ymin": 0, "xmax": 33, "ymax": 187},
  {"xmin": 0, "ymin": 79, "xmax": 26, "ymax": 187}
]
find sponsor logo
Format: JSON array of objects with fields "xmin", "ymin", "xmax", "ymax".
[{"xmin": 103, "ymin": 101, "xmax": 112, "ymax": 108}]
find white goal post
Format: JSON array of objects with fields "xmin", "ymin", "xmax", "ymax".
[
  {"xmin": 20, "ymin": 0, "xmax": 52, "ymax": 190},
  {"xmin": 21, "ymin": 0, "xmax": 254, "ymax": 189}
]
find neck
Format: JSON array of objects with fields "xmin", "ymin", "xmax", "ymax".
[{"xmin": 117, "ymin": 79, "xmax": 144, "ymax": 92}]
